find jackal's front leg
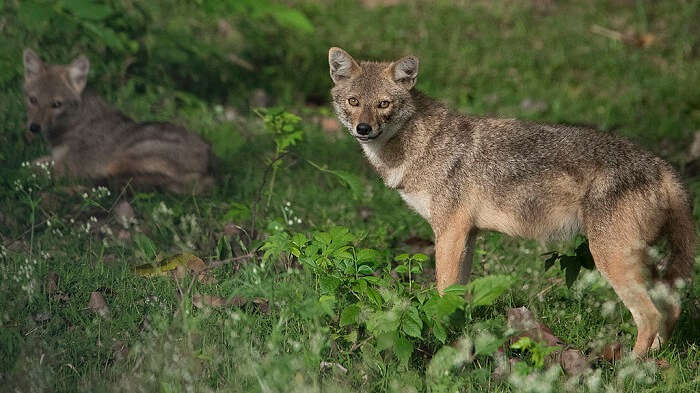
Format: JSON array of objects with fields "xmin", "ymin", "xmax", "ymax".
[{"xmin": 434, "ymin": 215, "xmax": 475, "ymax": 294}]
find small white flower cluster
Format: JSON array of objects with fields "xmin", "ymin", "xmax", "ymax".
[
  {"xmin": 14, "ymin": 258, "xmax": 39, "ymax": 297},
  {"xmin": 178, "ymin": 213, "xmax": 201, "ymax": 250},
  {"xmin": 152, "ymin": 201, "xmax": 174, "ymax": 222},
  {"xmin": 81, "ymin": 216, "xmax": 99, "ymax": 234},
  {"xmin": 282, "ymin": 201, "xmax": 302, "ymax": 226},
  {"xmin": 91, "ymin": 186, "xmax": 111, "ymax": 199}
]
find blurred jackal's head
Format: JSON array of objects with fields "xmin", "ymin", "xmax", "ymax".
[
  {"xmin": 22, "ymin": 48, "xmax": 89, "ymax": 141},
  {"xmin": 328, "ymin": 47, "xmax": 418, "ymax": 144}
]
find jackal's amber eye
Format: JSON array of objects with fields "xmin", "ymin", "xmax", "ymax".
[
  {"xmin": 348, "ymin": 97, "xmax": 359, "ymax": 106},
  {"xmin": 29, "ymin": 96, "xmax": 38, "ymax": 105},
  {"xmin": 51, "ymin": 100, "xmax": 62, "ymax": 109},
  {"xmin": 378, "ymin": 100, "xmax": 390, "ymax": 108}
]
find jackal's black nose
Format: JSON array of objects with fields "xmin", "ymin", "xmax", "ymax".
[
  {"xmin": 356, "ymin": 123, "xmax": 372, "ymax": 136},
  {"xmin": 29, "ymin": 123, "xmax": 41, "ymax": 133}
]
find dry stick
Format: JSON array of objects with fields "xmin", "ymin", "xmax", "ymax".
[{"xmin": 206, "ymin": 253, "xmax": 256, "ymax": 271}]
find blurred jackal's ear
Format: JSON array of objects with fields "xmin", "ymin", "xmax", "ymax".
[
  {"xmin": 23, "ymin": 48, "xmax": 45, "ymax": 82},
  {"xmin": 329, "ymin": 47, "xmax": 360, "ymax": 84},
  {"xmin": 389, "ymin": 55, "xmax": 419, "ymax": 90},
  {"xmin": 68, "ymin": 55, "xmax": 90, "ymax": 94}
]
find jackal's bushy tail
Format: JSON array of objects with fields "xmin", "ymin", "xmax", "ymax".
[{"xmin": 664, "ymin": 184, "xmax": 696, "ymax": 288}]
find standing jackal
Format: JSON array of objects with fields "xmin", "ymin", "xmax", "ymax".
[
  {"xmin": 22, "ymin": 49, "xmax": 213, "ymax": 194},
  {"xmin": 328, "ymin": 47, "xmax": 695, "ymax": 356}
]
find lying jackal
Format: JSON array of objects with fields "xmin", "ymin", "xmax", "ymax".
[
  {"xmin": 328, "ymin": 47, "xmax": 695, "ymax": 356},
  {"xmin": 22, "ymin": 49, "xmax": 213, "ymax": 194}
]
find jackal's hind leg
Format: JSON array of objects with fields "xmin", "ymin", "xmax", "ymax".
[{"xmin": 588, "ymin": 239, "xmax": 662, "ymax": 356}]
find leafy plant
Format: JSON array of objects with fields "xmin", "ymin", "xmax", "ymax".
[
  {"xmin": 510, "ymin": 336, "xmax": 560, "ymax": 373},
  {"xmin": 543, "ymin": 240, "xmax": 596, "ymax": 287},
  {"xmin": 262, "ymin": 227, "xmax": 514, "ymax": 367}
]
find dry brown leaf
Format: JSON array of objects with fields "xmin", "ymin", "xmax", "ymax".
[
  {"xmin": 45, "ymin": 271, "xmax": 59, "ymax": 294},
  {"xmin": 507, "ymin": 307, "xmax": 564, "ymax": 347},
  {"xmin": 111, "ymin": 340, "xmax": 128, "ymax": 362},
  {"xmin": 88, "ymin": 291, "xmax": 110, "ymax": 318},
  {"xmin": 657, "ymin": 358, "xmax": 670, "ymax": 369},
  {"xmin": 601, "ymin": 341, "xmax": 622, "ymax": 363},
  {"xmin": 560, "ymin": 349, "xmax": 589, "ymax": 375},
  {"xmin": 193, "ymin": 294, "xmax": 229, "ymax": 308}
]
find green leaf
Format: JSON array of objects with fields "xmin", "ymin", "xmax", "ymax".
[
  {"xmin": 318, "ymin": 295, "xmax": 336, "ymax": 316},
  {"xmin": 401, "ymin": 319, "xmax": 422, "ymax": 338},
  {"xmin": 575, "ymin": 240, "xmax": 595, "ymax": 270},
  {"xmin": 543, "ymin": 252, "xmax": 558, "ymax": 271},
  {"xmin": 443, "ymin": 284, "xmax": 467, "ymax": 296},
  {"xmin": 395, "ymin": 253, "xmax": 410, "ymax": 262},
  {"xmin": 61, "ymin": 0, "xmax": 113, "ymax": 20},
  {"xmin": 340, "ymin": 304, "xmax": 361, "ymax": 326},
  {"xmin": 467, "ymin": 275, "xmax": 514, "ymax": 307},
  {"xmin": 510, "ymin": 336, "xmax": 535, "ymax": 351},
  {"xmin": 394, "ymin": 265, "xmax": 408, "ymax": 274},
  {"xmin": 134, "ymin": 233, "xmax": 158, "ymax": 260},
  {"xmin": 564, "ymin": 258, "xmax": 581, "ymax": 288},
  {"xmin": 18, "ymin": 2, "xmax": 54, "ymax": 28},
  {"xmin": 366, "ymin": 310, "xmax": 401, "ymax": 335},
  {"xmin": 393, "ymin": 335, "xmax": 413, "ymax": 367},
  {"xmin": 357, "ymin": 265, "xmax": 373, "ymax": 275},
  {"xmin": 216, "ymin": 236, "xmax": 232, "ymax": 260},
  {"xmin": 412, "ymin": 253, "xmax": 429, "ymax": 262},
  {"xmin": 269, "ymin": 8, "xmax": 314, "ymax": 33},
  {"xmin": 432, "ymin": 321, "xmax": 447, "ymax": 343},
  {"xmin": 474, "ymin": 332, "xmax": 507, "ymax": 356}
]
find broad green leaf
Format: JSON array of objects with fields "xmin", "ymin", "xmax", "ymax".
[
  {"xmin": 467, "ymin": 275, "xmax": 513, "ymax": 307},
  {"xmin": 393, "ymin": 335, "xmax": 413, "ymax": 367},
  {"xmin": 134, "ymin": 233, "xmax": 158, "ymax": 260},
  {"xmin": 395, "ymin": 265, "xmax": 408, "ymax": 274},
  {"xmin": 474, "ymin": 332, "xmax": 507, "ymax": 356},
  {"xmin": 432, "ymin": 321, "xmax": 447, "ymax": 343},
  {"xmin": 357, "ymin": 265, "xmax": 373, "ymax": 275},
  {"xmin": 318, "ymin": 295, "xmax": 336, "ymax": 316},
  {"xmin": 61, "ymin": 0, "xmax": 113, "ymax": 20},
  {"xmin": 401, "ymin": 318, "xmax": 422, "ymax": 338},
  {"xmin": 340, "ymin": 304, "xmax": 361, "ymax": 326},
  {"xmin": 366, "ymin": 310, "xmax": 401, "ymax": 334},
  {"xmin": 443, "ymin": 284, "xmax": 467, "ymax": 296},
  {"xmin": 412, "ymin": 253, "xmax": 429, "ymax": 262},
  {"xmin": 395, "ymin": 253, "xmax": 410, "ymax": 262}
]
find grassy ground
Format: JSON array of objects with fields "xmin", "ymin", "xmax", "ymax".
[{"xmin": 1, "ymin": 0, "xmax": 699, "ymax": 392}]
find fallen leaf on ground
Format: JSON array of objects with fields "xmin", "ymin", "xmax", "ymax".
[
  {"xmin": 88, "ymin": 291, "xmax": 110, "ymax": 318},
  {"xmin": 45, "ymin": 271, "xmax": 58, "ymax": 294},
  {"xmin": 507, "ymin": 307, "xmax": 564, "ymax": 347},
  {"xmin": 656, "ymin": 358, "xmax": 670, "ymax": 369},
  {"xmin": 111, "ymin": 340, "xmax": 128, "ymax": 362},
  {"xmin": 134, "ymin": 253, "xmax": 216, "ymax": 284},
  {"xmin": 560, "ymin": 348, "xmax": 589, "ymax": 375},
  {"xmin": 601, "ymin": 341, "xmax": 622, "ymax": 363}
]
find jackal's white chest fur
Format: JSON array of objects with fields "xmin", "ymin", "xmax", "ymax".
[{"xmin": 399, "ymin": 190, "xmax": 432, "ymax": 219}]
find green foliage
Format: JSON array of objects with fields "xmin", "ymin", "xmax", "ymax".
[
  {"xmin": 510, "ymin": 336, "xmax": 560, "ymax": 371},
  {"xmin": 263, "ymin": 226, "xmax": 514, "ymax": 366},
  {"xmin": 544, "ymin": 240, "xmax": 596, "ymax": 287}
]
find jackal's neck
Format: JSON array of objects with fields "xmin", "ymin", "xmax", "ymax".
[
  {"xmin": 51, "ymin": 91, "xmax": 132, "ymax": 144},
  {"xmin": 362, "ymin": 90, "xmax": 450, "ymax": 188}
]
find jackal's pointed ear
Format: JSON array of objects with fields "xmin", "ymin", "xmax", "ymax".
[
  {"xmin": 389, "ymin": 56, "xmax": 419, "ymax": 90},
  {"xmin": 68, "ymin": 55, "xmax": 90, "ymax": 94},
  {"xmin": 23, "ymin": 48, "xmax": 45, "ymax": 82},
  {"xmin": 329, "ymin": 47, "xmax": 360, "ymax": 84}
]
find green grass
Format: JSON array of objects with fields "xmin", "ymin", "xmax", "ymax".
[{"xmin": 1, "ymin": 0, "xmax": 699, "ymax": 392}]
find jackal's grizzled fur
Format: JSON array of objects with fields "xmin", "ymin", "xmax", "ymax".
[
  {"xmin": 22, "ymin": 49, "xmax": 213, "ymax": 194},
  {"xmin": 328, "ymin": 47, "xmax": 695, "ymax": 356}
]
